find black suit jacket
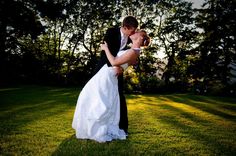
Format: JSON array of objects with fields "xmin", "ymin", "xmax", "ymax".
[{"xmin": 94, "ymin": 27, "xmax": 131, "ymax": 74}]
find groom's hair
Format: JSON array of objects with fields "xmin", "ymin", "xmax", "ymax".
[{"xmin": 122, "ymin": 16, "xmax": 138, "ymax": 29}]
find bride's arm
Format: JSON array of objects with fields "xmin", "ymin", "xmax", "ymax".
[{"xmin": 100, "ymin": 42, "xmax": 137, "ymax": 66}]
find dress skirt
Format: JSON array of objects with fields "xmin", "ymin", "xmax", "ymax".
[{"xmin": 72, "ymin": 64, "xmax": 126, "ymax": 142}]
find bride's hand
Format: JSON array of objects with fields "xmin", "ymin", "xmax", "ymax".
[
  {"xmin": 113, "ymin": 66, "xmax": 124, "ymax": 76},
  {"xmin": 100, "ymin": 41, "xmax": 108, "ymax": 51}
]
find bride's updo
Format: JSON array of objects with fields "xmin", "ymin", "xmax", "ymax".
[{"xmin": 139, "ymin": 30, "xmax": 151, "ymax": 47}]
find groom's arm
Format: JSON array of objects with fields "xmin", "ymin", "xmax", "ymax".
[
  {"xmin": 103, "ymin": 28, "xmax": 124, "ymax": 76},
  {"xmin": 104, "ymin": 27, "xmax": 122, "ymax": 56}
]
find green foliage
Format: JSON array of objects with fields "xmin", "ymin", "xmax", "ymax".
[
  {"xmin": 156, "ymin": 0, "xmax": 197, "ymax": 85},
  {"xmin": 0, "ymin": 0, "xmax": 62, "ymax": 85},
  {"xmin": 193, "ymin": 0, "xmax": 236, "ymax": 88},
  {"xmin": 1, "ymin": 0, "xmax": 235, "ymax": 94}
]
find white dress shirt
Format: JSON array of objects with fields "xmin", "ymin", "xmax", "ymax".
[{"xmin": 119, "ymin": 29, "xmax": 128, "ymax": 51}]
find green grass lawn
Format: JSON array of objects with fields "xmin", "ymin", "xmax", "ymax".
[{"xmin": 0, "ymin": 85, "xmax": 236, "ymax": 156}]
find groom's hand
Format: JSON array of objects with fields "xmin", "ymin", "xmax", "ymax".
[{"xmin": 113, "ymin": 66, "xmax": 123, "ymax": 76}]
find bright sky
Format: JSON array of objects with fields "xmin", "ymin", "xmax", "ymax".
[{"xmin": 186, "ymin": 0, "xmax": 205, "ymax": 8}]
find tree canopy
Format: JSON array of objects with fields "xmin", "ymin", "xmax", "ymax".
[{"xmin": 0, "ymin": 0, "xmax": 235, "ymax": 96}]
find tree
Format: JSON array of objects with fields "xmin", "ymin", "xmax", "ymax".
[
  {"xmin": 0, "ymin": 0, "xmax": 63, "ymax": 84},
  {"xmin": 156, "ymin": 0, "xmax": 197, "ymax": 89},
  {"xmin": 193, "ymin": 0, "xmax": 236, "ymax": 94},
  {"xmin": 55, "ymin": 0, "xmax": 122, "ymax": 84}
]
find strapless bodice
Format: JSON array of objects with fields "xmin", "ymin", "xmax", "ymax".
[{"xmin": 117, "ymin": 48, "xmax": 141, "ymax": 70}]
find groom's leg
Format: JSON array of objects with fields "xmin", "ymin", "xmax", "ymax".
[
  {"xmin": 119, "ymin": 94, "xmax": 128, "ymax": 133},
  {"xmin": 118, "ymin": 75, "xmax": 128, "ymax": 133}
]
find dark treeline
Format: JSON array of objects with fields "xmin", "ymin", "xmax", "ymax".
[{"xmin": 0, "ymin": 0, "xmax": 235, "ymax": 96}]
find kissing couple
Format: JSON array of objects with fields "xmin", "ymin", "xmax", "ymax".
[{"xmin": 72, "ymin": 16, "xmax": 150, "ymax": 142}]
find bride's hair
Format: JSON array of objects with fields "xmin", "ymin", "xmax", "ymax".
[{"xmin": 138, "ymin": 30, "xmax": 151, "ymax": 47}]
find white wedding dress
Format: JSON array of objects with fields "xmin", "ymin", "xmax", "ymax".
[{"xmin": 72, "ymin": 50, "xmax": 131, "ymax": 143}]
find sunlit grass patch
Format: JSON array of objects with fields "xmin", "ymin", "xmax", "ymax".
[
  {"xmin": 0, "ymin": 86, "xmax": 236, "ymax": 155},
  {"xmin": 127, "ymin": 94, "xmax": 236, "ymax": 155}
]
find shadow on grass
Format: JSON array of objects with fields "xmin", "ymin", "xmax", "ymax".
[
  {"xmin": 135, "ymin": 94, "xmax": 236, "ymax": 121},
  {"xmin": 0, "ymin": 85, "xmax": 78, "ymax": 135},
  {"xmin": 1, "ymin": 86, "xmax": 236, "ymax": 155},
  {"xmin": 164, "ymin": 94, "xmax": 236, "ymax": 121},
  {"xmin": 138, "ymin": 94, "xmax": 236, "ymax": 155},
  {"xmin": 52, "ymin": 135, "xmax": 136, "ymax": 156}
]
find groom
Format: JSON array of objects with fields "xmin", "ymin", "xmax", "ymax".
[{"xmin": 94, "ymin": 16, "xmax": 138, "ymax": 134}]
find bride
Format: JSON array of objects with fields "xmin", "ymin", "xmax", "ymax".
[{"xmin": 72, "ymin": 30, "xmax": 150, "ymax": 142}]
